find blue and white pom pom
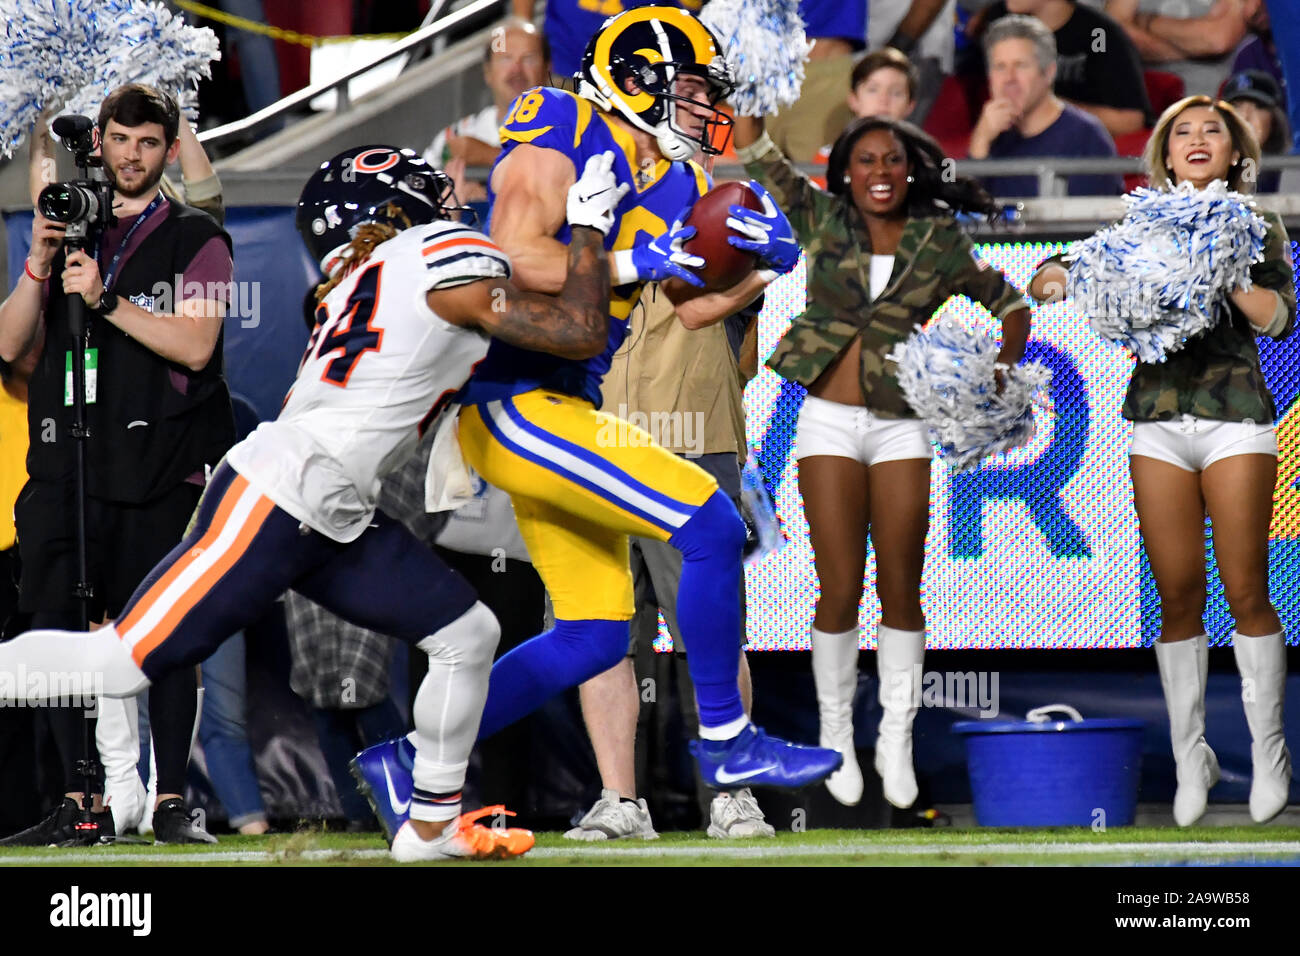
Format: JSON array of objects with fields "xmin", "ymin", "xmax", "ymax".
[
  {"xmin": 1065, "ymin": 180, "xmax": 1268, "ymax": 364},
  {"xmin": 701, "ymin": 0, "xmax": 810, "ymax": 117},
  {"xmin": 0, "ymin": 0, "xmax": 219, "ymax": 158},
  {"xmin": 888, "ymin": 313, "xmax": 1052, "ymax": 472}
]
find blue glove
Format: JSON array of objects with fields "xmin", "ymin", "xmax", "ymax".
[
  {"xmin": 726, "ymin": 181, "xmax": 800, "ymax": 276},
  {"xmin": 618, "ymin": 206, "xmax": 706, "ymax": 287}
]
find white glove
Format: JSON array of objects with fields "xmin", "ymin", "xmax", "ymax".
[{"xmin": 566, "ymin": 151, "xmax": 629, "ymax": 236}]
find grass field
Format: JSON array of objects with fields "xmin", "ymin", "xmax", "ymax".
[{"xmin": 3, "ymin": 826, "xmax": 1300, "ymax": 866}]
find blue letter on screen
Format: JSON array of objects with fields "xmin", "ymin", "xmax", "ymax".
[{"xmin": 949, "ymin": 340, "xmax": 1090, "ymax": 559}]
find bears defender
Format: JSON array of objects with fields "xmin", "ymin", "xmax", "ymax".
[
  {"xmin": 0, "ymin": 145, "xmax": 629, "ymax": 861},
  {"xmin": 352, "ymin": 7, "xmax": 837, "ymax": 831}
]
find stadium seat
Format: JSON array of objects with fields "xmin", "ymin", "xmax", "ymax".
[
  {"xmin": 1115, "ymin": 71, "xmax": 1185, "ymax": 188},
  {"xmin": 922, "ymin": 72, "xmax": 987, "ymax": 158}
]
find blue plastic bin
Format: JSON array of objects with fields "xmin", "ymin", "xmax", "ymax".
[{"xmin": 952, "ymin": 705, "xmax": 1144, "ymax": 827}]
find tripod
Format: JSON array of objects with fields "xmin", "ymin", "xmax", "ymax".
[{"xmin": 62, "ymin": 256, "xmax": 105, "ymax": 845}]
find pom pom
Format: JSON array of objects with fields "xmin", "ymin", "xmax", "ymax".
[
  {"xmin": 740, "ymin": 449, "xmax": 786, "ymax": 565},
  {"xmin": 701, "ymin": 0, "xmax": 810, "ymax": 117},
  {"xmin": 1064, "ymin": 180, "xmax": 1269, "ymax": 363},
  {"xmin": 0, "ymin": 0, "xmax": 219, "ymax": 158},
  {"xmin": 887, "ymin": 313, "xmax": 1052, "ymax": 472}
]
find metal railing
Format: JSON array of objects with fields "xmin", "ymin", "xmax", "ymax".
[{"xmin": 197, "ymin": 0, "xmax": 506, "ymax": 152}]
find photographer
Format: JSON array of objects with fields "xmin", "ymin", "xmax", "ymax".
[{"xmin": 0, "ymin": 84, "xmax": 234, "ymax": 845}]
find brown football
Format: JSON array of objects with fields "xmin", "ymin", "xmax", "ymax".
[{"xmin": 679, "ymin": 180, "xmax": 764, "ymax": 292}]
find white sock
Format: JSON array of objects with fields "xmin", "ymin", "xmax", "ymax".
[
  {"xmin": 410, "ymin": 602, "xmax": 499, "ymax": 823},
  {"xmin": 698, "ymin": 714, "xmax": 750, "ymax": 741},
  {"xmin": 0, "ymin": 625, "xmax": 149, "ymax": 702}
]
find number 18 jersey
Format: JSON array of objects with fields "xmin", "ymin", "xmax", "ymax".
[
  {"xmin": 227, "ymin": 222, "xmax": 509, "ymax": 542},
  {"xmin": 458, "ymin": 87, "xmax": 710, "ymax": 410}
]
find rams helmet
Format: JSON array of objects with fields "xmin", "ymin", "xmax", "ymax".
[
  {"xmin": 296, "ymin": 145, "xmax": 466, "ymax": 265},
  {"xmin": 578, "ymin": 7, "xmax": 734, "ymax": 162}
]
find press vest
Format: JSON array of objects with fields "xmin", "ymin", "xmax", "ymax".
[{"xmin": 26, "ymin": 202, "xmax": 236, "ymax": 503}]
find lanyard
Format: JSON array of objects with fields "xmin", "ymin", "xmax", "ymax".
[{"xmin": 97, "ymin": 192, "xmax": 164, "ymax": 292}]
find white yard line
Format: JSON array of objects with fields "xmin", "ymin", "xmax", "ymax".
[{"xmin": 3, "ymin": 840, "xmax": 1300, "ymax": 864}]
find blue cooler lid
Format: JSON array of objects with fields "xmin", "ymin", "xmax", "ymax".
[
  {"xmin": 953, "ymin": 705, "xmax": 1144, "ymax": 735},
  {"xmin": 952, "ymin": 717, "xmax": 1144, "ymax": 734}
]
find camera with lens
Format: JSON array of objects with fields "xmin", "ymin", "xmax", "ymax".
[{"xmin": 36, "ymin": 115, "xmax": 116, "ymax": 249}]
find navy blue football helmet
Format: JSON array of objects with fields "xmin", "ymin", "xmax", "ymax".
[{"xmin": 296, "ymin": 145, "xmax": 466, "ymax": 263}]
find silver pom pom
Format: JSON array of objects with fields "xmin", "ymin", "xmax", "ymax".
[
  {"xmin": 887, "ymin": 313, "xmax": 1052, "ymax": 472},
  {"xmin": 701, "ymin": 0, "xmax": 810, "ymax": 117},
  {"xmin": 0, "ymin": 0, "xmax": 220, "ymax": 158},
  {"xmin": 1065, "ymin": 180, "xmax": 1269, "ymax": 363}
]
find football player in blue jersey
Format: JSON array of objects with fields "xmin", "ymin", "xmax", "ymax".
[{"xmin": 352, "ymin": 6, "xmax": 838, "ymax": 838}]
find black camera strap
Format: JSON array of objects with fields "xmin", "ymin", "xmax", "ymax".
[{"xmin": 97, "ymin": 192, "xmax": 164, "ymax": 292}]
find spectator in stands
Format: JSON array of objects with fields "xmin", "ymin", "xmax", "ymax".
[
  {"xmin": 1229, "ymin": 1, "xmax": 1285, "ymax": 104},
  {"xmin": 865, "ymin": 0, "xmax": 957, "ymax": 126},
  {"xmin": 1105, "ymin": 0, "xmax": 1247, "ymax": 98},
  {"xmin": 970, "ymin": 15, "xmax": 1124, "ymax": 196},
  {"xmin": 813, "ymin": 49, "xmax": 919, "ymax": 165},
  {"xmin": 847, "ymin": 48, "xmax": 919, "ymax": 124},
  {"xmin": 977, "ymin": 0, "xmax": 1151, "ymax": 138},
  {"xmin": 423, "ymin": 16, "xmax": 549, "ymax": 203},
  {"xmin": 765, "ymin": 0, "xmax": 867, "ymax": 162},
  {"xmin": 215, "ymin": 0, "xmax": 283, "ymax": 132},
  {"xmin": 1222, "ymin": 69, "xmax": 1290, "ymax": 194}
]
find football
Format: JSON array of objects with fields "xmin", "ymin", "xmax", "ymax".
[{"xmin": 679, "ymin": 180, "xmax": 763, "ymax": 292}]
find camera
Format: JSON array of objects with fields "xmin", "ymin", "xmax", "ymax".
[{"xmin": 36, "ymin": 114, "xmax": 116, "ymax": 247}]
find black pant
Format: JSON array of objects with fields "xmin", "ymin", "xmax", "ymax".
[
  {"xmin": 0, "ymin": 547, "xmax": 43, "ymax": 833},
  {"xmin": 15, "ymin": 480, "xmax": 203, "ymax": 797}
]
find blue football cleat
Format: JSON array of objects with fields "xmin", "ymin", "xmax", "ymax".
[
  {"xmin": 349, "ymin": 734, "xmax": 416, "ymax": 845},
  {"xmin": 691, "ymin": 724, "xmax": 843, "ymax": 791}
]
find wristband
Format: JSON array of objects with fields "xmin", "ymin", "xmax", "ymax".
[
  {"xmin": 735, "ymin": 131, "xmax": 777, "ymax": 165},
  {"xmin": 611, "ymin": 249, "xmax": 640, "ymax": 286},
  {"xmin": 24, "ymin": 258, "xmax": 49, "ymax": 282},
  {"xmin": 1249, "ymin": 290, "xmax": 1288, "ymax": 337}
]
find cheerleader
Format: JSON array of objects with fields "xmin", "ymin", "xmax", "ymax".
[{"xmin": 1030, "ymin": 96, "xmax": 1295, "ymax": 825}]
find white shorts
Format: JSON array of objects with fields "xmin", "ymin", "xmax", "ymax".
[
  {"xmin": 794, "ymin": 395, "xmax": 933, "ymax": 466},
  {"xmin": 1130, "ymin": 416, "xmax": 1278, "ymax": 472}
]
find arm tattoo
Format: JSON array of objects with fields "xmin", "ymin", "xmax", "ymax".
[{"xmin": 486, "ymin": 226, "xmax": 610, "ymax": 357}]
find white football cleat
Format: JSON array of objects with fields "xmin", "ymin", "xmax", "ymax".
[{"xmin": 390, "ymin": 806, "xmax": 534, "ymax": 862}]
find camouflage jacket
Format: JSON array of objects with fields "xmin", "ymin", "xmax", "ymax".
[
  {"xmin": 741, "ymin": 133, "xmax": 1029, "ymax": 418},
  {"xmin": 1122, "ymin": 209, "xmax": 1296, "ymax": 423}
]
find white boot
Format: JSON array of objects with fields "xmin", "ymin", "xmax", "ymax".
[
  {"xmin": 1233, "ymin": 631, "xmax": 1291, "ymax": 823},
  {"xmin": 874, "ymin": 625, "xmax": 924, "ymax": 809},
  {"xmin": 810, "ymin": 626, "xmax": 863, "ymax": 805},
  {"xmin": 95, "ymin": 696, "xmax": 146, "ymax": 835},
  {"xmin": 1155, "ymin": 636, "xmax": 1220, "ymax": 827}
]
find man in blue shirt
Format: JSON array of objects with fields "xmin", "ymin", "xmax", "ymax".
[{"xmin": 969, "ymin": 14, "xmax": 1124, "ymax": 197}]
